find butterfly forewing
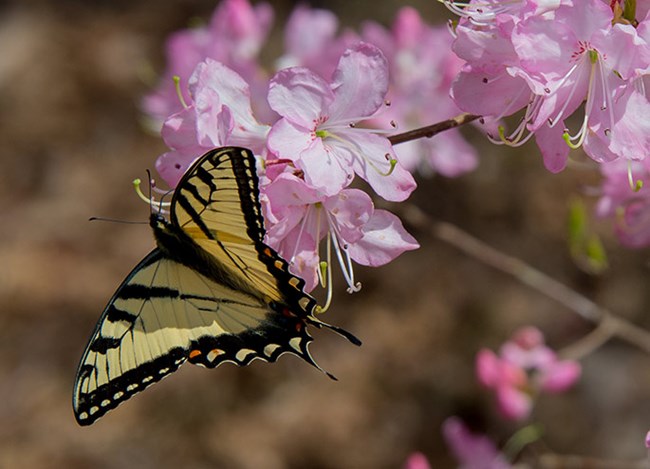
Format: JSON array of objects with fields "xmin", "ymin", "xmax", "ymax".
[{"xmin": 171, "ymin": 147, "xmax": 317, "ymax": 314}]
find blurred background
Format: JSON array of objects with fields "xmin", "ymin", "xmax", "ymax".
[{"xmin": 1, "ymin": 1, "xmax": 649, "ymax": 468}]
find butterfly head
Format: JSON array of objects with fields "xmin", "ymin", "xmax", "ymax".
[{"xmin": 150, "ymin": 211, "xmax": 170, "ymax": 231}]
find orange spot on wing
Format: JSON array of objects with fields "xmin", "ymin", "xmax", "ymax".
[{"xmin": 189, "ymin": 350, "xmax": 201, "ymax": 359}]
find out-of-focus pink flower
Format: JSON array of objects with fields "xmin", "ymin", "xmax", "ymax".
[
  {"xmin": 362, "ymin": 7, "xmax": 479, "ymax": 177},
  {"xmin": 596, "ymin": 158, "xmax": 650, "ymax": 247},
  {"xmin": 442, "ymin": 417, "xmax": 512, "ymax": 469},
  {"xmin": 276, "ymin": 5, "xmax": 358, "ymax": 80},
  {"xmin": 143, "ymin": 0, "xmax": 274, "ymax": 124},
  {"xmin": 476, "ymin": 326, "xmax": 581, "ymax": 421},
  {"xmin": 267, "ymin": 42, "xmax": 416, "ymax": 201},
  {"xmin": 402, "ymin": 452, "xmax": 431, "ymax": 469}
]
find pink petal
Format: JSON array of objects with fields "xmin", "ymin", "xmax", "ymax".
[
  {"xmin": 451, "ymin": 69, "xmax": 530, "ymax": 118},
  {"xmin": 402, "ymin": 452, "xmax": 431, "ymax": 469},
  {"xmin": 267, "ymin": 118, "xmax": 315, "ymax": 160},
  {"xmin": 161, "ymin": 107, "xmax": 199, "ymax": 150},
  {"xmin": 476, "ymin": 349, "xmax": 500, "ymax": 388},
  {"xmin": 534, "ymin": 122, "xmax": 569, "ymax": 173},
  {"xmin": 337, "ymin": 131, "xmax": 416, "ymax": 202},
  {"xmin": 189, "ymin": 59, "xmax": 269, "ymax": 152},
  {"xmin": 268, "ymin": 67, "xmax": 334, "ymax": 127},
  {"xmin": 597, "ymin": 24, "xmax": 650, "ymax": 80},
  {"xmin": 329, "ymin": 42, "xmax": 389, "ymax": 122},
  {"xmin": 347, "ymin": 210, "xmax": 419, "ymax": 267},
  {"xmin": 496, "ymin": 384, "xmax": 533, "ymax": 421},
  {"xmin": 422, "ymin": 131, "xmax": 478, "ymax": 177},
  {"xmin": 539, "ymin": 360, "xmax": 581, "ymax": 393},
  {"xmin": 283, "ymin": 5, "xmax": 338, "ymax": 62},
  {"xmin": 194, "ymin": 87, "xmax": 233, "ymax": 147},
  {"xmin": 609, "ymin": 89, "xmax": 650, "ymax": 161},
  {"xmin": 322, "ymin": 188, "xmax": 374, "ymax": 244},
  {"xmin": 298, "ymin": 137, "xmax": 352, "ymax": 196},
  {"xmin": 442, "ymin": 417, "xmax": 512, "ymax": 469},
  {"xmin": 279, "ymin": 231, "xmax": 320, "ymax": 293},
  {"xmin": 155, "ymin": 148, "xmax": 202, "ymax": 188}
]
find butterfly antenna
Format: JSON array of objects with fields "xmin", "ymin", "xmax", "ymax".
[{"xmin": 89, "ymin": 217, "xmax": 148, "ymax": 225}]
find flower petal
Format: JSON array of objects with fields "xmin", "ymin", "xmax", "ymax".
[
  {"xmin": 347, "ymin": 209, "xmax": 419, "ymax": 266},
  {"xmin": 322, "ymin": 188, "xmax": 373, "ymax": 244},
  {"xmin": 268, "ymin": 67, "xmax": 334, "ymax": 126},
  {"xmin": 328, "ymin": 42, "xmax": 389, "ymax": 122},
  {"xmin": 337, "ymin": 131, "xmax": 416, "ymax": 201},
  {"xmin": 189, "ymin": 58, "xmax": 269, "ymax": 152},
  {"xmin": 539, "ymin": 360, "xmax": 581, "ymax": 392},
  {"xmin": 534, "ymin": 122, "xmax": 570, "ymax": 173}
]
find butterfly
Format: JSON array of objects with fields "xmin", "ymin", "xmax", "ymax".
[{"xmin": 73, "ymin": 146, "xmax": 360, "ymax": 426}]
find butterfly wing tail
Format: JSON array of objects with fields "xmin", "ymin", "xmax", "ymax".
[{"xmin": 307, "ymin": 316, "xmax": 362, "ymax": 347}]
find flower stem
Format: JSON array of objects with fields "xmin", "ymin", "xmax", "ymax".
[
  {"xmin": 398, "ymin": 203, "xmax": 650, "ymax": 354},
  {"xmin": 387, "ymin": 113, "xmax": 480, "ymax": 145}
]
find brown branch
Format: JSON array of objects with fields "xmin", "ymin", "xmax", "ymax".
[
  {"xmin": 398, "ymin": 203, "xmax": 650, "ymax": 355},
  {"xmin": 388, "ymin": 113, "xmax": 480, "ymax": 145}
]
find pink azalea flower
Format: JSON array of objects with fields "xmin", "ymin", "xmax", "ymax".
[
  {"xmin": 449, "ymin": 0, "xmax": 650, "ymax": 170},
  {"xmin": 142, "ymin": 0, "xmax": 273, "ymax": 124},
  {"xmin": 156, "ymin": 59, "xmax": 270, "ymax": 187},
  {"xmin": 510, "ymin": 0, "xmax": 650, "ymax": 162},
  {"xmin": 267, "ymin": 42, "xmax": 416, "ymax": 202},
  {"xmin": 476, "ymin": 327, "xmax": 581, "ymax": 421},
  {"xmin": 442, "ymin": 417, "xmax": 512, "ymax": 469},
  {"xmin": 362, "ymin": 7, "xmax": 479, "ymax": 177},
  {"xmin": 261, "ymin": 167, "xmax": 418, "ymax": 292}
]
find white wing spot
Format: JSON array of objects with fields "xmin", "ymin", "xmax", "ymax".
[
  {"xmin": 127, "ymin": 383, "xmax": 138, "ymax": 391},
  {"xmin": 235, "ymin": 349, "xmax": 256, "ymax": 362},
  {"xmin": 289, "ymin": 337, "xmax": 302, "ymax": 352},
  {"xmin": 263, "ymin": 343, "xmax": 281, "ymax": 357},
  {"xmin": 159, "ymin": 367, "xmax": 170, "ymax": 374},
  {"xmin": 89, "ymin": 406, "xmax": 99, "ymax": 415},
  {"xmin": 113, "ymin": 391, "xmax": 124, "ymax": 400},
  {"xmin": 79, "ymin": 412, "xmax": 88, "ymax": 420},
  {"xmin": 207, "ymin": 349, "xmax": 224, "ymax": 363},
  {"xmin": 142, "ymin": 376, "xmax": 153, "ymax": 383},
  {"xmin": 101, "ymin": 399, "xmax": 111, "ymax": 407}
]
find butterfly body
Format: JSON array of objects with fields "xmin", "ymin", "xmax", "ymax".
[{"xmin": 73, "ymin": 147, "xmax": 359, "ymax": 426}]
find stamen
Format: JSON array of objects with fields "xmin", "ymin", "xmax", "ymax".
[
  {"xmin": 318, "ymin": 236, "xmax": 334, "ymax": 313},
  {"xmin": 133, "ymin": 178, "xmax": 171, "ymax": 207},
  {"xmin": 173, "ymin": 75, "xmax": 189, "ymax": 109},
  {"xmin": 627, "ymin": 161, "xmax": 644, "ymax": 192}
]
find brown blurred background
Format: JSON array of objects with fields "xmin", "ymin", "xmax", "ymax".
[{"xmin": 1, "ymin": 1, "xmax": 649, "ymax": 468}]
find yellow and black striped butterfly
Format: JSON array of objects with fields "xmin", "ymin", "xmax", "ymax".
[{"xmin": 73, "ymin": 146, "xmax": 360, "ymax": 426}]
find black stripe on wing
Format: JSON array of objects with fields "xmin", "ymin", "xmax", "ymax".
[{"xmin": 170, "ymin": 147, "xmax": 361, "ymax": 345}]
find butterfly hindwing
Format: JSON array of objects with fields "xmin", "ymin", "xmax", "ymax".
[{"xmin": 73, "ymin": 249, "xmax": 317, "ymax": 425}]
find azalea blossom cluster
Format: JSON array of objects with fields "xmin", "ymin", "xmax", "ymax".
[
  {"xmin": 476, "ymin": 326, "xmax": 581, "ymax": 421},
  {"xmin": 143, "ymin": 0, "xmax": 487, "ymax": 294},
  {"xmin": 447, "ymin": 0, "xmax": 650, "ymax": 173}
]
